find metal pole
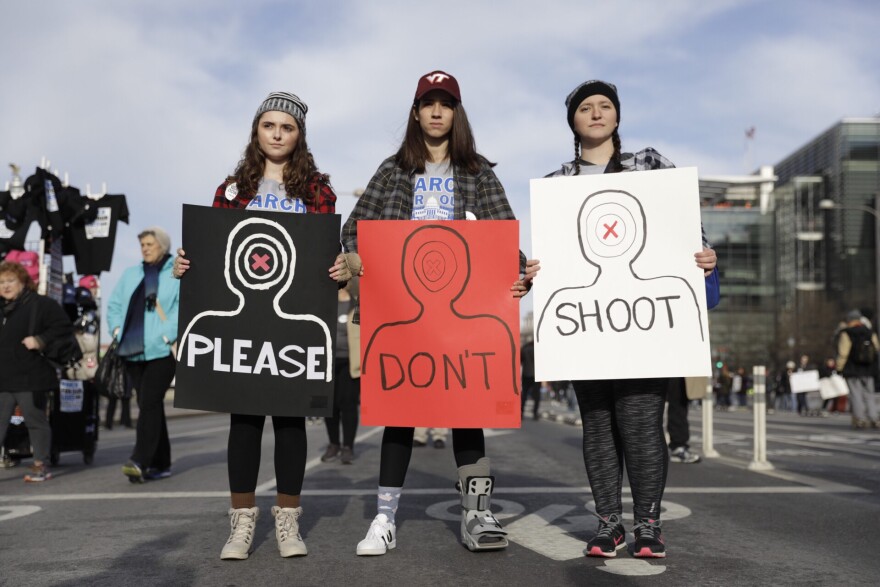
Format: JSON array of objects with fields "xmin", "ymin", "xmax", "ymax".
[
  {"xmin": 702, "ymin": 382, "xmax": 719, "ymax": 458},
  {"xmin": 875, "ymin": 192, "xmax": 879, "ymax": 325},
  {"xmin": 749, "ymin": 365, "xmax": 774, "ymax": 470}
]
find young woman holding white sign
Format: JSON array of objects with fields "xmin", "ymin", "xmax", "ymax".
[
  {"xmin": 544, "ymin": 80, "xmax": 716, "ymax": 558},
  {"xmin": 341, "ymin": 70, "xmax": 539, "ymax": 556},
  {"xmin": 173, "ymin": 92, "xmax": 359, "ymax": 560}
]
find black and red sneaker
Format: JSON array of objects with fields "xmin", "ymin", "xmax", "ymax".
[
  {"xmin": 633, "ymin": 518, "xmax": 666, "ymax": 558},
  {"xmin": 585, "ymin": 513, "xmax": 626, "ymax": 557}
]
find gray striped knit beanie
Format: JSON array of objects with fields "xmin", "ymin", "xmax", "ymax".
[{"xmin": 254, "ymin": 91, "xmax": 308, "ymax": 134}]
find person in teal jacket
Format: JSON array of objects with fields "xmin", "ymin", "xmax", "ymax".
[{"xmin": 107, "ymin": 226, "xmax": 179, "ymax": 483}]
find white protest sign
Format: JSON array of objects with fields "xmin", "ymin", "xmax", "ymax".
[
  {"xmin": 789, "ymin": 370, "xmax": 820, "ymax": 394},
  {"xmin": 530, "ymin": 167, "xmax": 711, "ymax": 381}
]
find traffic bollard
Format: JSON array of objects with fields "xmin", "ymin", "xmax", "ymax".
[
  {"xmin": 748, "ymin": 365, "xmax": 774, "ymax": 471},
  {"xmin": 702, "ymin": 382, "xmax": 720, "ymax": 458}
]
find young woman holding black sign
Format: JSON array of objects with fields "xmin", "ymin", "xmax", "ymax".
[
  {"xmin": 543, "ymin": 80, "xmax": 716, "ymax": 558},
  {"xmin": 341, "ymin": 70, "xmax": 538, "ymax": 556},
  {"xmin": 174, "ymin": 92, "xmax": 358, "ymax": 560}
]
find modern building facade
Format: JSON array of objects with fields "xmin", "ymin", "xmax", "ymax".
[{"xmin": 702, "ymin": 117, "xmax": 880, "ymax": 372}]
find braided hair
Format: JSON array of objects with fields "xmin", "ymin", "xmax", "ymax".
[{"xmin": 573, "ymin": 129, "xmax": 623, "ymax": 175}]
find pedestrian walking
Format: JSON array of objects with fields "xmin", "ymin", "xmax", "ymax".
[
  {"xmin": 543, "ymin": 79, "xmax": 716, "ymax": 558},
  {"xmin": 795, "ymin": 355, "xmax": 814, "ymax": 415},
  {"xmin": 0, "ymin": 261, "xmax": 74, "ymax": 481},
  {"xmin": 520, "ymin": 338, "xmax": 541, "ymax": 420},
  {"xmin": 836, "ymin": 309, "xmax": 879, "ymax": 429},
  {"xmin": 341, "ymin": 70, "xmax": 538, "ymax": 556},
  {"xmin": 174, "ymin": 91, "xmax": 357, "ymax": 559},
  {"xmin": 108, "ymin": 227, "xmax": 179, "ymax": 484},
  {"xmin": 666, "ymin": 378, "xmax": 701, "ymax": 463},
  {"xmin": 321, "ymin": 279, "xmax": 362, "ymax": 465}
]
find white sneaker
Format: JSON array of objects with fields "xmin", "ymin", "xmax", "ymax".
[
  {"xmin": 271, "ymin": 506, "xmax": 308, "ymax": 557},
  {"xmin": 356, "ymin": 514, "xmax": 396, "ymax": 556},
  {"xmin": 220, "ymin": 507, "xmax": 259, "ymax": 560}
]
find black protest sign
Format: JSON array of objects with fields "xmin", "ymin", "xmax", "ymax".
[{"xmin": 173, "ymin": 205, "xmax": 340, "ymax": 417}]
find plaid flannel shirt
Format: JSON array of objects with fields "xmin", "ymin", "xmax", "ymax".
[
  {"xmin": 548, "ymin": 148, "xmax": 711, "ymax": 248},
  {"xmin": 342, "ymin": 155, "xmax": 525, "ymax": 266},
  {"xmin": 212, "ymin": 174, "xmax": 337, "ymax": 213},
  {"xmin": 342, "ymin": 156, "xmax": 526, "ymax": 322}
]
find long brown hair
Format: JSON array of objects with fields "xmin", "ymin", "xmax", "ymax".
[
  {"xmin": 572, "ymin": 129, "xmax": 623, "ymax": 175},
  {"xmin": 228, "ymin": 115, "xmax": 328, "ymax": 201},
  {"xmin": 394, "ymin": 101, "xmax": 493, "ymax": 174}
]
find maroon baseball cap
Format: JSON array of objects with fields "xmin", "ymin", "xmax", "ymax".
[{"xmin": 414, "ymin": 70, "xmax": 461, "ymax": 103}]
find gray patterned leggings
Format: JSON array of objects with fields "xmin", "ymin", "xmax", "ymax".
[{"xmin": 572, "ymin": 378, "xmax": 669, "ymax": 520}]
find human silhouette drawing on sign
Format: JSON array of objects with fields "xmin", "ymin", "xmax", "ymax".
[
  {"xmin": 363, "ymin": 224, "xmax": 518, "ymax": 397},
  {"xmin": 536, "ymin": 189, "xmax": 704, "ymax": 344},
  {"xmin": 178, "ymin": 216, "xmax": 333, "ymax": 382}
]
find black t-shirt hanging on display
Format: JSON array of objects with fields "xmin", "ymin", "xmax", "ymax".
[
  {"xmin": 60, "ymin": 186, "xmax": 99, "ymax": 256},
  {"xmin": 0, "ymin": 196, "xmax": 38, "ymax": 255},
  {"xmin": 24, "ymin": 167, "xmax": 67, "ymax": 240},
  {"xmin": 69, "ymin": 194, "xmax": 129, "ymax": 274}
]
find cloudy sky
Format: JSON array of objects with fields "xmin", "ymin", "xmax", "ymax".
[{"xmin": 2, "ymin": 0, "xmax": 878, "ymax": 333}]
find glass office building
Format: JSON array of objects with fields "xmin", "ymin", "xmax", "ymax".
[
  {"xmin": 774, "ymin": 118, "xmax": 880, "ymax": 366},
  {"xmin": 701, "ymin": 118, "xmax": 880, "ymax": 372},
  {"xmin": 699, "ymin": 170, "xmax": 777, "ymax": 371}
]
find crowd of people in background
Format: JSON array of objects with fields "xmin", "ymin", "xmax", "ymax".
[{"xmin": 709, "ymin": 308, "xmax": 880, "ymax": 430}]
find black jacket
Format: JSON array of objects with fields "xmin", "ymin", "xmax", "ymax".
[{"xmin": 0, "ymin": 289, "xmax": 72, "ymax": 392}]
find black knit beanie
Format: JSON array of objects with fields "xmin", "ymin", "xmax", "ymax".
[{"xmin": 565, "ymin": 80, "xmax": 620, "ymax": 131}]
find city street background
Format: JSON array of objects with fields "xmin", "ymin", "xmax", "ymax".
[{"xmin": 2, "ymin": 397, "xmax": 878, "ymax": 586}]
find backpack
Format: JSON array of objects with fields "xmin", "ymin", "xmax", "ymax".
[{"xmin": 848, "ymin": 327, "xmax": 877, "ymax": 366}]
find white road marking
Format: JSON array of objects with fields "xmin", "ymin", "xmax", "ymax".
[
  {"xmin": 503, "ymin": 498, "xmax": 691, "ymax": 563},
  {"xmin": 598, "ymin": 560, "xmax": 666, "ymax": 576},
  {"xmin": 0, "ymin": 484, "xmax": 853, "ymax": 504},
  {"xmin": 505, "ymin": 504, "xmax": 585, "ymax": 561},
  {"xmin": 697, "ymin": 421, "xmax": 880, "ymax": 457},
  {"xmin": 0, "ymin": 505, "xmax": 41, "ymax": 522}
]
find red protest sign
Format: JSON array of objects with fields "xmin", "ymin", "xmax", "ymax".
[{"xmin": 359, "ymin": 221, "xmax": 521, "ymax": 428}]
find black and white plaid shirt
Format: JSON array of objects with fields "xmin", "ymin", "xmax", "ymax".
[
  {"xmin": 342, "ymin": 156, "xmax": 526, "ymax": 322},
  {"xmin": 342, "ymin": 155, "xmax": 518, "ymax": 251},
  {"xmin": 548, "ymin": 148, "xmax": 711, "ymax": 248},
  {"xmin": 343, "ymin": 155, "xmax": 527, "ymax": 267}
]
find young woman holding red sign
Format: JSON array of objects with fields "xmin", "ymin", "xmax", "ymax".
[
  {"xmin": 543, "ymin": 80, "xmax": 716, "ymax": 558},
  {"xmin": 174, "ymin": 92, "xmax": 359, "ymax": 560},
  {"xmin": 341, "ymin": 70, "xmax": 538, "ymax": 556}
]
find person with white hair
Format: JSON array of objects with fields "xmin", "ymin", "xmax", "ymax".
[{"xmin": 107, "ymin": 227, "xmax": 179, "ymax": 484}]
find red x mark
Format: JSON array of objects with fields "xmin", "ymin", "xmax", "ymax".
[
  {"xmin": 424, "ymin": 258, "xmax": 443, "ymax": 278},
  {"xmin": 251, "ymin": 253, "xmax": 270, "ymax": 271},
  {"xmin": 602, "ymin": 221, "xmax": 619, "ymax": 240}
]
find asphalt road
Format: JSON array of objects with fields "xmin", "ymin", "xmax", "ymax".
[{"xmin": 1, "ymin": 399, "xmax": 879, "ymax": 586}]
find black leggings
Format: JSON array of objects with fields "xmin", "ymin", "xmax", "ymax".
[
  {"xmin": 379, "ymin": 427, "xmax": 485, "ymax": 487},
  {"xmin": 228, "ymin": 414, "xmax": 306, "ymax": 495},
  {"xmin": 573, "ymin": 378, "xmax": 668, "ymax": 520}
]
